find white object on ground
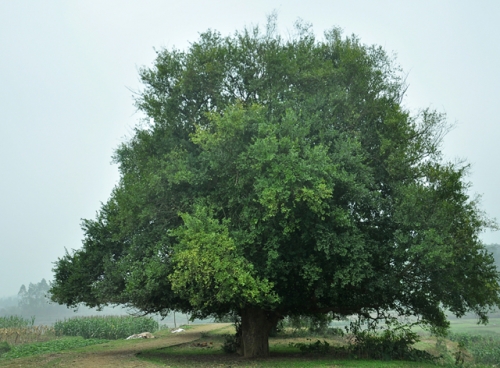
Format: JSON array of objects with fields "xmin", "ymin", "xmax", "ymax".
[
  {"xmin": 126, "ymin": 332, "xmax": 155, "ymax": 340},
  {"xmin": 171, "ymin": 328, "xmax": 185, "ymax": 333}
]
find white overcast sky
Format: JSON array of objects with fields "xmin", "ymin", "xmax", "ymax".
[{"xmin": 1, "ymin": 0, "xmax": 499, "ymax": 297}]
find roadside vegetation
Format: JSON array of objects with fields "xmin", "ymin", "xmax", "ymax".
[{"xmin": 0, "ymin": 314, "xmax": 160, "ymax": 361}]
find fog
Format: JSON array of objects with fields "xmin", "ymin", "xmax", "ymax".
[{"xmin": 1, "ymin": 0, "xmax": 499, "ymax": 298}]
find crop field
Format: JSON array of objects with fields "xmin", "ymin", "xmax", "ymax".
[
  {"xmin": 0, "ymin": 316, "xmax": 55, "ymax": 345},
  {"xmin": 0, "ymin": 314, "xmax": 161, "ymax": 364},
  {"xmin": 54, "ymin": 315, "xmax": 159, "ymax": 340}
]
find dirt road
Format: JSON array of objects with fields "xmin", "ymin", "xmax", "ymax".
[{"xmin": 1, "ymin": 323, "xmax": 229, "ymax": 368}]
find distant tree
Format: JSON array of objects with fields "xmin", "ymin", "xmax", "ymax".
[
  {"xmin": 18, "ymin": 279, "xmax": 50, "ymax": 311},
  {"xmin": 50, "ymin": 18, "xmax": 500, "ymax": 357},
  {"xmin": 17, "ymin": 285, "xmax": 27, "ymax": 308},
  {"xmin": 486, "ymin": 244, "xmax": 500, "ymax": 269}
]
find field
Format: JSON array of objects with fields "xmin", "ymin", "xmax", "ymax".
[
  {"xmin": 0, "ymin": 316, "xmax": 499, "ymax": 367},
  {"xmin": 449, "ymin": 317, "xmax": 500, "ymax": 336}
]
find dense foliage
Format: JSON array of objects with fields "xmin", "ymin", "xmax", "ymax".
[{"xmin": 50, "ymin": 18, "xmax": 500, "ymax": 357}]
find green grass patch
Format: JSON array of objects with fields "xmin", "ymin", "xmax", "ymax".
[{"xmin": 0, "ymin": 336, "xmax": 108, "ymax": 360}]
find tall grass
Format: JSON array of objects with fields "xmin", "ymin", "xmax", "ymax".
[
  {"xmin": 54, "ymin": 315, "xmax": 159, "ymax": 340},
  {"xmin": 448, "ymin": 333, "xmax": 500, "ymax": 365}
]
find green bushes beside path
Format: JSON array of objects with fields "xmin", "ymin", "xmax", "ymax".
[{"xmin": 448, "ymin": 333, "xmax": 500, "ymax": 365}]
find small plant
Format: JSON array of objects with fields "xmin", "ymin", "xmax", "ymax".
[
  {"xmin": 0, "ymin": 341, "xmax": 11, "ymax": 355},
  {"xmin": 347, "ymin": 326, "xmax": 435, "ymax": 362},
  {"xmin": 453, "ymin": 341, "xmax": 469, "ymax": 366},
  {"xmin": 448, "ymin": 332, "xmax": 500, "ymax": 365},
  {"xmin": 221, "ymin": 334, "xmax": 240, "ymax": 354},
  {"xmin": 290, "ymin": 339, "xmax": 331, "ymax": 354},
  {"xmin": 219, "ymin": 314, "xmax": 242, "ymax": 354},
  {"xmin": 435, "ymin": 336, "xmax": 448, "ymax": 354}
]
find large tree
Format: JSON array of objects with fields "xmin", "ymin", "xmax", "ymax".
[{"xmin": 51, "ymin": 19, "xmax": 500, "ymax": 357}]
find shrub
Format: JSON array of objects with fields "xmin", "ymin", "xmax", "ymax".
[
  {"xmin": 290, "ymin": 339, "xmax": 331, "ymax": 354},
  {"xmin": 221, "ymin": 334, "xmax": 240, "ymax": 354},
  {"xmin": 221, "ymin": 317, "xmax": 242, "ymax": 354},
  {"xmin": 0, "ymin": 341, "xmax": 11, "ymax": 356},
  {"xmin": 349, "ymin": 328, "xmax": 434, "ymax": 362},
  {"xmin": 448, "ymin": 333, "xmax": 500, "ymax": 365}
]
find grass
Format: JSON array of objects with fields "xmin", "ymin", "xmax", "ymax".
[
  {"xmin": 0, "ymin": 336, "xmax": 108, "ymax": 360},
  {"xmin": 1, "ymin": 317, "xmax": 499, "ymax": 367},
  {"xmin": 138, "ymin": 320, "xmax": 500, "ymax": 367},
  {"xmin": 138, "ymin": 325, "xmax": 438, "ymax": 368}
]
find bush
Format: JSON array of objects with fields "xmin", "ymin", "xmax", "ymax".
[
  {"xmin": 54, "ymin": 315, "xmax": 158, "ymax": 340},
  {"xmin": 448, "ymin": 333, "xmax": 500, "ymax": 365},
  {"xmin": 221, "ymin": 334, "xmax": 240, "ymax": 354},
  {"xmin": 349, "ymin": 328, "xmax": 434, "ymax": 362},
  {"xmin": 0, "ymin": 341, "xmax": 11, "ymax": 356},
  {"xmin": 290, "ymin": 339, "xmax": 331, "ymax": 354}
]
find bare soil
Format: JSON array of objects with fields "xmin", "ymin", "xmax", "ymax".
[{"xmin": 0, "ymin": 323, "xmax": 230, "ymax": 367}]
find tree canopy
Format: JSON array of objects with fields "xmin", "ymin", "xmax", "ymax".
[{"xmin": 50, "ymin": 19, "xmax": 500, "ymax": 357}]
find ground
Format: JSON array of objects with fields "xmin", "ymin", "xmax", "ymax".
[{"xmin": 0, "ymin": 323, "xmax": 229, "ymax": 367}]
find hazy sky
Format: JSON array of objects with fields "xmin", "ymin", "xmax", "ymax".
[{"xmin": 1, "ymin": 1, "xmax": 499, "ymax": 298}]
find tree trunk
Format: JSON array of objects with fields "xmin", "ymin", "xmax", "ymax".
[{"xmin": 240, "ymin": 307, "xmax": 279, "ymax": 358}]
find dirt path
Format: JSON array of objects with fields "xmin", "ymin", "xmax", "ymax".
[{"xmin": 1, "ymin": 323, "xmax": 230, "ymax": 368}]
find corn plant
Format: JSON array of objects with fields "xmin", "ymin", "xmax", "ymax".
[
  {"xmin": 0, "ymin": 315, "xmax": 35, "ymax": 328},
  {"xmin": 448, "ymin": 333, "xmax": 500, "ymax": 365},
  {"xmin": 0, "ymin": 325, "xmax": 55, "ymax": 345},
  {"xmin": 54, "ymin": 315, "xmax": 158, "ymax": 340}
]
